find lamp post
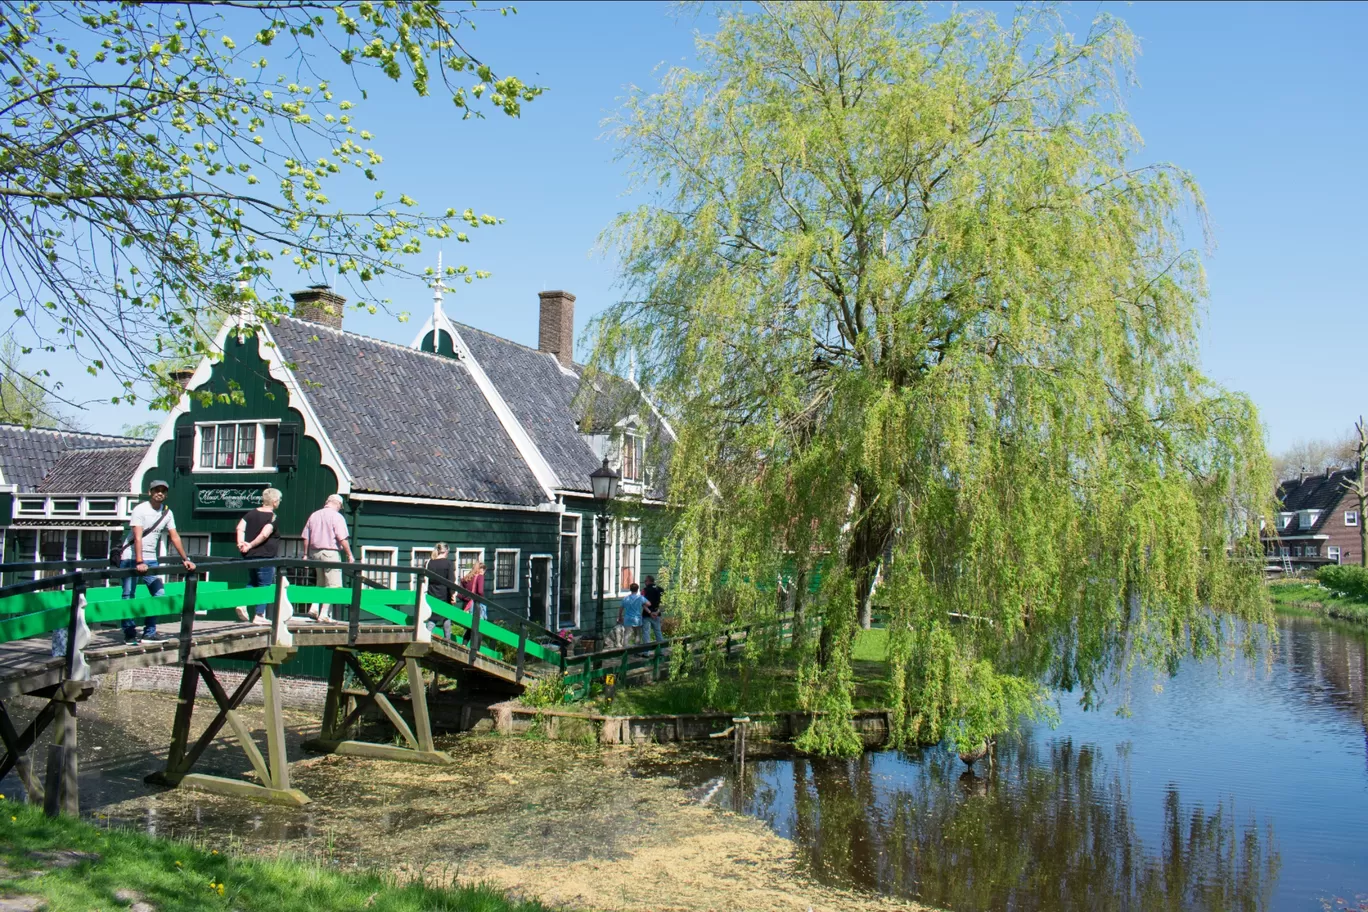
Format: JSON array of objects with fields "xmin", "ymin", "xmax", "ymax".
[{"xmin": 589, "ymin": 457, "xmax": 620, "ymax": 642}]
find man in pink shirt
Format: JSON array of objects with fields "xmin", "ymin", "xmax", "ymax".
[{"xmin": 302, "ymin": 494, "xmax": 355, "ymax": 620}]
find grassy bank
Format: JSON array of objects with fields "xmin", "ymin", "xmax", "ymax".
[
  {"xmin": 1268, "ymin": 580, "xmax": 1368, "ymax": 625},
  {"xmin": 0, "ymin": 801, "xmax": 556, "ymax": 912},
  {"xmin": 581, "ymin": 628, "xmax": 892, "ymax": 716}
]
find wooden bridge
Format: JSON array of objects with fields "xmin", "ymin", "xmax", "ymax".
[{"xmin": 0, "ymin": 558, "xmax": 568, "ymax": 814}]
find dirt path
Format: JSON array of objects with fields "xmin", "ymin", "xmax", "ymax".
[{"xmin": 79, "ymin": 695, "xmax": 926, "ymax": 912}]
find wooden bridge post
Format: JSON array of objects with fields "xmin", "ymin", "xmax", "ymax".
[
  {"xmin": 260, "ymin": 649, "xmax": 291, "ymax": 792},
  {"xmin": 42, "ymin": 696, "xmax": 81, "ymax": 817},
  {"xmin": 318, "ymin": 647, "xmax": 350, "ymax": 742}
]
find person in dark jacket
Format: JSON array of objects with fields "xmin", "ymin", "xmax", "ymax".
[
  {"xmin": 425, "ymin": 542, "xmax": 457, "ymax": 639},
  {"xmin": 642, "ymin": 575, "xmax": 665, "ymax": 643}
]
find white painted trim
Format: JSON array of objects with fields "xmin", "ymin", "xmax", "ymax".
[
  {"xmin": 493, "ymin": 548, "xmax": 521, "ymax": 593},
  {"xmin": 347, "ymin": 490, "xmax": 563, "ymax": 514},
  {"xmin": 360, "ymin": 546, "xmax": 400, "ymax": 590},
  {"xmin": 433, "ymin": 311, "xmax": 562, "ymax": 499},
  {"xmin": 127, "ymin": 317, "xmax": 354, "ymax": 495},
  {"xmin": 193, "ymin": 419, "xmax": 282, "ymax": 473},
  {"xmin": 559, "ymin": 512, "xmax": 582, "ymax": 630}
]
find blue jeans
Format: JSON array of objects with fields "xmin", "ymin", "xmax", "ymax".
[
  {"xmin": 643, "ymin": 615, "xmax": 663, "ymax": 644},
  {"xmin": 120, "ymin": 558, "xmax": 163, "ymax": 638},
  {"xmin": 248, "ymin": 565, "xmax": 275, "ymax": 617}
]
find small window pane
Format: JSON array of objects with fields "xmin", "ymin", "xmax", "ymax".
[
  {"xmin": 200, "ymin": 426, "xmax": 216, "ymax": 468},
  {"xmin": 561, "ymin": 515, "xmax": 579, "ymax": 535},
  {"xmin": 495, "ymin": 551, "xmax": 517, "ymax": 591},
  {"xmin": 50, "ymin": 499, "xmax": 80, "ymax": 514},
  {"xmin": 216, "ymin": 424, "xmax": 236, "ymax": 468},
  {"xmin": 237, "ymin": 423, "xmax": 256, "ymax": 468},
  {"xmin": 86, "ymin": 499, "xmax": 117, "ymax": 515},
  {"xmin": 262, "ymin": 424, "xmax": 279, "ymax": 468}
]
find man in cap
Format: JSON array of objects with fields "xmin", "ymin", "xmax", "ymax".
[{"xmin": 119, "ymin": 479, "xmax": 196, "ymax": 645}]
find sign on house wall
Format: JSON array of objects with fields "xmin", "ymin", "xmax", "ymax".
[{"xmin": 195, "ymin": 483, "xmax": 270, "ymax": 512}]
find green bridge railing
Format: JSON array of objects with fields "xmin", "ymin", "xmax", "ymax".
[{"xmin": 0, "ymin": 557, "xmax": 570, "ymax": 681}]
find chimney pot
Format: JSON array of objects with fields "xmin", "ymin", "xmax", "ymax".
[
  {"xmin": 290, "ymin": 286, "xmax": 347, "ymax": 329},
  {"xmin": 170, "ymin": 367, "xmax": 195, "ymax": 390},
  {"xmin": 538, "ymin": 290, "xmax": 576, "ymax": 368}
]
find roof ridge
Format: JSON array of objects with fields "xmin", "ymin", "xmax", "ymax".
[
  {"xmin": 448, "ymin": 318, "xmax": 586, "ymax": 371},
  {"xmin": 0, "ymin": 424, "xmax": 144, "ymax": 444},
  {"xmin": 276, "ymin": 315, "xmax": 470, "ymax": 369}
]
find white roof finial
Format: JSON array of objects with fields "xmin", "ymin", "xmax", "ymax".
[{"xmin": 432, "ymin": 251, "xmax": 446, "ymax": 325}]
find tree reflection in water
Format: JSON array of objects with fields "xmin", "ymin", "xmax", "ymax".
[{"xmin": 742, "ymin": 737, "xmax": 1280, "ymax": 912}]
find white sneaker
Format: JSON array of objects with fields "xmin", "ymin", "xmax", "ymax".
[
  {"xmin": 235, "ymin": 607, "xmax": 250, "ymax": 622},
  {"xmin": 251, "ymin": 615, "xmax": 270, "ymax": 626},
  {"xmin": 306, "ymin": 608, "xmax": 320, "ymax": 620}
]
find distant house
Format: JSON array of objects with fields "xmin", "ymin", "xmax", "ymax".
[
  {"xmin": 1264, "ymin": 468, "xmax": 1362, "ymax": 572},
  {"xmin": 0, "ymin": 426, "xmax": 147, "ymax": 582}
]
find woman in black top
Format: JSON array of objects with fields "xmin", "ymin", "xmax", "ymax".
[
  {"xmin": 235, "ymin": 488, "xmax": 282, "ymax": 623},
  {"xmin": 425, "ymin": 542, "xmax": 457, "ymax": 639}
]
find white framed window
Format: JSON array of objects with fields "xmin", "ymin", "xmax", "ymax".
[
  {"xmin": 455, "ymin": 548, "xmax": 484, "ymax": 586},
  {"xmin": 16, "ymin": 497, "xmax": 46, "ymax": 516},
  {"xmin": 558, "ymin": 514, "xmax": 581, "ymax": 629},
  {"xmin": 1347, "ymin": 510, "xmax": 1360, "ymax": 527},
  {"xmin": 617, "ymin": 520, "xmax": 641, "ymax": 593},
  {"xmin": 196, "ymin": 421, "xmax": 280, "ymax": 472},
  {"xmin": 1279, "ymin": 513, "xmax": 1294, "ymax": 530},
  {"xmin": 1329, "ymin": 546, "xmax": 1342, "ymax": 563},
  {"xmin": 621, "ymin": 430, "xmax": 645, "ymax": 483},
  {"xmin": 494, "ymin": 549, "xmax": 520, "ymax": 593},
  {"xmin": 407, "ymin": 548, "xmax": 434, "ymax": 590},
  {"xmin": 279, "ymin": 537, "xmax": 312, "ymax": 586},
  {"xmin": 1279, "ymin": 546, "xmax": 1290, "ymax": 557},
  {"xmin": 361, "ymin": 546, "xmax": 398, "ymax": 589},
  {"xmin": 163, "ymin": 533, "xmax": 210, "ymax": 582}
]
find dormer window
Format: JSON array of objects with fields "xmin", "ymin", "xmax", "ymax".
[
  {"xmin": 1299, "ymin": 510, "xmax": 1321, "ymax": 530},
  {"xmin": 1279, "ymin": 513, "xmax": 1294, "ymax": 530},
  {"xmin": 621, "ymin": 430, "xmax": 644, "ymax": 483}
]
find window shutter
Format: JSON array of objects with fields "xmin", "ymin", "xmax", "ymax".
[
  {"xmin": 277, "ymin": 422, "xmax": 301, "ymax": 468},
  {"xmin": 174, "ymin": 425, "xmax": 194, "ymax": 470}
]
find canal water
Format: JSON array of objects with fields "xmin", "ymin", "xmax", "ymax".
[
  {"xmin": 671, "ymin": 613, "xmax": 1368, "ymax": 911},
  {"xmin": 3, "ymin": 612, "xmax": 1364, "ymax": 911}
]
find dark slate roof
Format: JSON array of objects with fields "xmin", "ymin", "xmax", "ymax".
[
  {"xmin": 1275, "ymin": 468, "xmax": 1359, "ymax": 534},
  {"xmin": 452, "ymin": 322, "xmax": 601, "ymax": 494},
  {"xmin": 0, "ymin": 425, "xmax": 146, "ymax": 492},
  {"xmin": 269, "ymin": 317, "xmax": 546, "ymax": 506},
  {"xmin": 38, "ymin": 445, "xmax": 146, "ymax": 493}
]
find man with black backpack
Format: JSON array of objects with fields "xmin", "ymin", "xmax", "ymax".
[{"xmin": 117, "ymin": 479, "xmax": 197, "ymax": 646}]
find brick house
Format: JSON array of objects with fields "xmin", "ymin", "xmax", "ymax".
[{"xmin": 1264, "ymin": 469, "xmax": 1363, "ymax": 572}]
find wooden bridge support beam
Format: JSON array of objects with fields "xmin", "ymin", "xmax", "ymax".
[
  {"xmin": 146, "ymin": 649, "xmax": 309, "ymax": 807},
  {"xmin": 0, "ymin": 682, "xmax": 91, "ymax": 816},
  {"xmin": 303, "ymin": 645, "xmax": 452, "ymax": 765}
]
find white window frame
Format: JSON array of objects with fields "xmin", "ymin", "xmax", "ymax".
[
  {"xmin": 1329, "ymin": 546, "xmax": 1342, "ymax": 563},
  {"xmin": 493, "ymin": 548, "xmax": 520, "ymax": 593},
  {"xmin": 621, "ymin": 429, "xmax": 645, "ymax": 483},
  {"xmin": 1279, "ymin": 513, "xmax": 1294, "ymax": 530},
  {"xmin": 455, "ymin": 548, "xmax": 485, "ymax": 589},
  {"xmin": 1347, "ymin": 510, "xmax": 1360, "ymax": 527},
  {"xmin": 559, "ymin": 514, "xmax": 581, "ymax": 628},
  {"xmin": 408, "ymin": 548, "xmax": 435, "ymax": 590},
  {"xmin": 194, "ymin": 420, "xmax": 282, "ymax": 473},
  {"xmin": 1299, "ymin": 510, "xmax": 1320, "ymax": 530},
  {"xmin": 361, "ymin": 546, "xmax": 399, "ymax": 590},
  {"xmin": 616, "ymin": 519, "xmax": 641, "ymax": 595}
]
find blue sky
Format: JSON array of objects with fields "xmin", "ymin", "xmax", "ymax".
[{"xmin": 50, "ymin": 1, "xmax": 1367, "ymax": 454}]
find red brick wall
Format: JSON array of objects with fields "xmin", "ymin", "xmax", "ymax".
[{"xmin": 1322, "ymin": 492, "xmax": 1364, "ymax": 566}]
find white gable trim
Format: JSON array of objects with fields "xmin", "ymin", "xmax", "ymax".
[
  {"xmin": 410, "ymin": 311, "xmax": 562, "ymax": 499},
  {"xmin": 128, "ymin": 316, "xmax": 354, "ymax": 494},
  {"xmin": 349, "ymin": 490, "xmax": 563, "ymax": 513}
]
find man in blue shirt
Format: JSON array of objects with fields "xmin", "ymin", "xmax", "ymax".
[{"xmin": 619, "ymin": 582, "xmax": 647, "ymax": 646}]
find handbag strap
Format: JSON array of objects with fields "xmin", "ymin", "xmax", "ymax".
[{"xmin": 123, "ymin": 505, "xmax": 169, "ymax": 550}]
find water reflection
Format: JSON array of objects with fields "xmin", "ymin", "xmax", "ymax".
[
  {"xmin": 680, "ymin": 614, "xmax": 1368, "ymax": 912},
  {"xmin": 712, "ymin": 738, "xmax": 1280, "ymax": 912}
]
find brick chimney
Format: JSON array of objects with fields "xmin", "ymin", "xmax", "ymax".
[
  {"xmin": 169, "ymin": 367, "xmax": 195, "ymax": 389},
  {"xmin": 538, "ymin": 290, "xmax": 576, "ymax": 368},
  {"xmin": 291, "ymin": 285, "xmax": 347, "ymax": 329}
]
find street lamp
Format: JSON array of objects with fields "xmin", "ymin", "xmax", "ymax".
[{"xmin": 590, "ymin": 457, "xmax": 620, "ymax": 641}]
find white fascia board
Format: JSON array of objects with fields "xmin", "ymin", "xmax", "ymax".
[
  {"xmin": 433, "ymin": 310, "xmax": 562, "ymax": 499},
  {"xmin": 349, "ymin": 490, "xmax": 564, "ymax": 513},
  {"xmin": 407, "ymin": 316, "xmax": 437, "ymax": 350},
  {"xmin": 127, "ymin": 315, "xmax": 355, "ymax": 495}
]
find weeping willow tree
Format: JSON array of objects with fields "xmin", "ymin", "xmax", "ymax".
[{"xmin": 589, "ymin": 1, "xmax": 1272, "ymax": 756}]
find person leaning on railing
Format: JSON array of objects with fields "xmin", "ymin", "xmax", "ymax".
[
  {"xmin": 119, "ymin": 479, "xmax": 197, "ymax": 646},
  {"xmin": 301, "ymin": 494, "xmax": 354, "ymax": 623},
  {"xmin": 234, "ymin": 487, "xmax": 282, "ymax": 626}
]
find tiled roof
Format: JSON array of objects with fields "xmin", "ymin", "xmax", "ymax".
[
  {"xmin": 451, "ymin": 321, "xmax": 672, "ymax": 498},
  {"xmin": 38, "ymin": 445, "xmax": 147, "ymax": 493},
  {"xmin": 269, "ymin": 317, "xmax": 546, "ymax": 506},
  {"xmin": 1275, "ymin": 469, "xmax": 1359, "ymax": 534},
  {"xmin": 452, "ymin": 322, "xmax": 601, "ymax": 494},
  {"xmin": 0, "ymin": 425, "xmax": 145, "ymax": 492}
]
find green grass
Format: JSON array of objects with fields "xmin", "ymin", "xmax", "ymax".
[
  {"xmin": 585, "ymin": 628, "xmax": 892, "ymax": 716},
  {"xmin": 1267, "ymin": 581, "xmax": 1368, "ymax": 625},
  {"xmin": 0, "ymin": 801, "xmax": 556, "ymax": 912}
]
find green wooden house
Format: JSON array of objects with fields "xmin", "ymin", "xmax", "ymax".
[{"xmin": 130, "ymin": 283, "xmax": 671, "ymax": 637}]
